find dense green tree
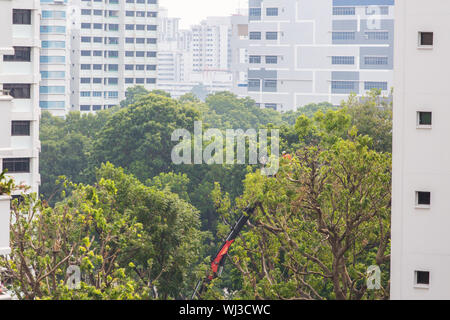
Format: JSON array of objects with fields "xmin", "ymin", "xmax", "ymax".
[
  {"xmin": 212, "ymin": 135, "xmax": 391, "ymax": 300},
  {"xmin": 120, "ymin": 85, "xmax": 151, "ymax": 108},
  {"xmin": 94, "ymin": 93, "xmax": 201, "ymax": 182},
  {"xmin": 0, "ymin": 164, "xmax": 206, "ymax": 300}
]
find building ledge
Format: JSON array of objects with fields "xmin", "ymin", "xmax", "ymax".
[{"xmin": 0, "ymin": 294, "xmax": 11, "ymax": 301}]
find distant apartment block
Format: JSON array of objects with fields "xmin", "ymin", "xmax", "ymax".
[
  {"xmin": 230, "ymin": 14, "xmax": 249, "ymax": 97},
  {"xmin": 0, "ymin": 0, "xmax": 41, "ymax": 197},
  {"xmin": 40, "ymin": 0, "xmax": 71, "ymax": 116},
  {"xmin": 157, "ymin": 12, "xmax": 233, "ymax": 98},
  {"xmin": 247, "ymin": 0, "xmax": 394, "ymax": 111},
  {"xmin": 69, "ymin": 0, "xmax": 158, "ymax": 113}
]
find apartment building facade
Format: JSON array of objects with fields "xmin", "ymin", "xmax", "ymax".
[
  {"xmin": 191, "ymin": 16, "xmax": 231, "ymax": 73},
  {"xmin": 40, "ymin": 0, "xmax": 71, "ymax": 116},
  {"xmin": 230, "ymin": 14, "xmax": 249, "ymax": 97},
  {"xmin": 69, "ymin": 0, "xmax": 158, "ymax": 112},
  {"xmin": 247, "ymin": 0, "xmax": 394, "ymax": 111},
  {"xmin": 0, "ymin": 0, "xmax": 41, "ymax": 198},
  {"xmin": 392, "ymin": 0, "xmax": 450, "ymax": 299}
]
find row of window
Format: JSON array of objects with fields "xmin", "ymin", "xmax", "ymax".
[
  {"xmin": 80, "ymin": 105, "xmax": 115, "ymax": 111},
  {"xmin": 80, "ymin": 36, "xmax": 157, "ymax": 44},
  {"xmin": 80, "ymin": 91, "xmax": 118, "ymax": 98},
  {"xmin": 332, "ymin": 31, "xmax": 389, "ymax": 41},
  {"xmin": 249, "ymin": 32, "xmax": 278, "ymax": 40},
  {"xmin": 41, "ymin": 71, "xmax": 65, "ymax": 79},
  {"xmin": 247, "ymin": 80, "xmax": 388, "ymax": 91},
  {"xmin": 80, "ymin": 64, "xmax": 156, "ymax": 71},
  {"xmin": 249, "ymin": 55, "xmax": 278, "ymax": 64},
  {"xmin": 40, "ymin": 26, "xmax": 66, "ymax": 34},
  {"xmin": 81, "ymin": 23, "xmax": 157, "ymax": 31},
  {"xmin": 332, "ymin": 6, "xmax": 390, "ymax": 16},
  {"xmin": 249, "ymin": 31, "xmax": 389, "ymax": 42},
  {"xmin": 249, "ymin": 7, "xmax": 279, "ymax": 17},
  {"xmin": 40, "ymin": 101, "xmax": 66, "ymax": 109},
  {"xmin": 247, "ymin": 55, "xmax": 389, "ymax": 66},
  {"xmin": 81, "ymin": 9, "xmax": 157, "ymax": 17},
  {"xmin": 331, "ymin": 56, "xmax": 389, "ymax": 65},
  {"xmin": 81, "ymin": 0, "xmax": 157, "ymax": 3},
  {"xmin": 331, "ymin": 81, "xmax": 388, "ymax": 91},
  {"xmin": 80, "ymin": 77, "xmax": 156, "ymax": 84},
  {"xmin": 42, "ymin": 10, "xmax": 66, "ymax": 19},
  {"xmin": 80, "ymin": 50, "xmax": 157, "ymax": 57}
]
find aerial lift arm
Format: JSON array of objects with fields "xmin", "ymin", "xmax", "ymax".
[{"xmin": 191, "ymin": 205, "xmax": 257, "ymax": 299}]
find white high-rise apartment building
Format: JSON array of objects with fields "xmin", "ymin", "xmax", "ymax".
[
  {"xmin": 69, "ymin": 0, "xmax": 158, "ymax": 113},
  {"xmin": 40, "ymin": 0, "xmax": 71, "ymax": 117},
  {"xmin": 158, "ymin": 7, "xmax": 179, "ymax": 42},
  {"xmin": 230, "ymin": 14, "xmax": 249, "ymax": 97},
  {"xmin": 392, "ymin": 0, "xmax": 450, "ymax": 300},
  {"xmin": 0, "ymin": 0, "xmax": 41, "ymax": 198},
  {"xmin": 247, "ymin": 0, "xmax": 394, "ymax": 111},
  {"xmin": 191, "ymin": 16, "xmax": 231, "ymax": 73}
]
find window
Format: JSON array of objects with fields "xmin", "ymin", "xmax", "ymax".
[
  {"xmin": 264, "ymin": 103, "xmax": 277, "ymax": 110},
  {"xmin": 333, "ymin": 7, "xmax": 355, "ymax": 15},
  {"xmin": 332, "ymin": 32, "xmax": 355, "ymax": 41},
  {"xmin": 40, "ymin": 56, "xmax": 65, "ymax": 63},
  {"xmin": 365, "ymin": 82, "xmax": 387, "ymax": 91},
  {"xmin": 416, "ymin": 191, "xmax": 431, "ymax": 207},
  {"xmin": 266, "ymin": 8, "xmax": 278, "ymax": 16},
  {"xmin": 11, "ymin": 121, "xmax": 30, "ymax": 136},
  {"xmin": 249, "ymin": 8, "xmax": 261, "ymax": 20},
  {"xmin": 80, "ymin": 105, "xmax": 91, "ymax": 111},
  {"xmin": 332, "ymin": 56, "xmax": 354, "ymax": 65},
  {"xmin": 249, "ymin": 55, "xmax": 261, "ymax": 64},
  {"xmin": 108, "ymin": 51, "xmax": 119, "ymax": 58},
  {"xmin": 3, "ymin": 84, "xmax": 30, "ymax": 99},
  {"xmin": 365, "ymin": 31, "xmax": 389, "ymax": 40},
  {"xmin": 2, "ymin": 158, "xmax": 30, "ymax": 173},
  {"xmin": 266, "ymin": 56, "xmax": 278, "ymax": 64},
  {"xmin": 249, "ymin": 32, "xmax": 261, "ymax": 40},
  {"xmin": 13, "ymin": 9, "xmax": 31, "ymax": 24},
  {"xmin": 40, "ymin": 101, "xmax": 65, "ymax": 109},
  {"xmin": 419, "ymin": 32, "xmax": 433, "ymax": 47},
  {"xmin": 40, "ymin": 86, "xmax": 65, "ymax": 94},
  {"xmin": 364, "ymin": 56, "xmax": 388, "ymax": 65},
  {"xmin": 417, "ymin": 111, "xmax": 432, "ymax": 127},
  {"xmin": 415, "ymin": 271, "xmax": 430, "ymax": 287},
  {"xmin": 248, "ymin": 79, "xmax": 261, "ymax": 91},
  {"xmin": 264, "ymin": 80, "xmax": 277, "ymax": 88},
  {"xmin": 3, "ymin": 47, "xmax": 31, "ymax": 62},
  {"xmin": 266, "ymin": 32, "xmax": 278, "ymax": 40},
  {"xmin": 332, "ymin": 81, "xmax": 356, "ymax": 90}
]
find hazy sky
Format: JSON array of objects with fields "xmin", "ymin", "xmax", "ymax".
[{"xmin": 159, "ymin": 0, "xmax": 247, "ymax": 29}]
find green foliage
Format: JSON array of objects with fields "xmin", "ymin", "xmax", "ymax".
[
  {"xmin": 37, "ymin": 89, "xmax": 393, "ymax": 300},
  {"xmin": 0, "ymin": 170, "xmax": 14, "ymax": 195},
  {"xmin": 94, "ymin": 93, "xmax": 200, "ymax": 182},
  {"xmin": 120, "ymin": 85, "xmax": 151, "ymax": 108},
  {"xmin": 211, "ymin": 118, "xmax": 392, "ymax": 300},
  {"xmin": 0, "ymin": 164, "xmax": 206, "ymax": 300}
]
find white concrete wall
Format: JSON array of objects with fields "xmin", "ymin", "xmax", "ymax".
[
  {"xmin": 392, "ymin": 0, "xmax": 450, "ymax": 300},
  {"xmin": 0, "ymin": 0, "xmax": 41, "ymax": 195}
]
